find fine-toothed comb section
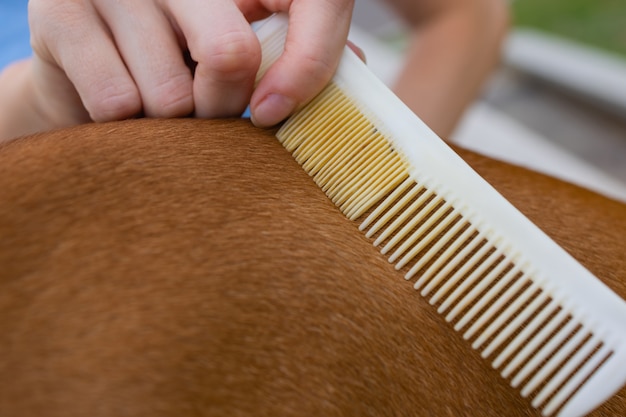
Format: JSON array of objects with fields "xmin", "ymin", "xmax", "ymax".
[{"xmin": 254, "ymin": 13, "xmax": 626, "ymax": 417}]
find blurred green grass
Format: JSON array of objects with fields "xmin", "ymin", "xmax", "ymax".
[{"xmin": 513, "ymin": 0, "xmax": 626, "ymax": 57}]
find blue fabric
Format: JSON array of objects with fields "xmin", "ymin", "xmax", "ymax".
[{"xmin": 0, "ymin": 1, "xmax": 31, "ymax": 70}]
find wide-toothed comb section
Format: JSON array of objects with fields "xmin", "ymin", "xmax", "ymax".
[
  {"xmin": 354, "ymin": 179, "xmax": 619, "ymax": 416},
  {"xmin": 255, "ymin": 13, "xmax": 626, "ymax": 417}
]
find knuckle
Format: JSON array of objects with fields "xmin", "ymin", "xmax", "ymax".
[
  {"xmin": 299, "ymin": 52, "xmax": 335, "ymax": 80},
  {"xmin": 28, "ymin": 1, "xmax": 93, "ymax": 61},
  {"xmin": 290, "ymin": 52, "xmax": 335, "ymax": 99},
  {"xmin": 27, "ymin": 2, "xmax": 63, "ymax": 51},
  {"xmin": 86, "ymin": 80, "xmax": 142, "ymax": 122},
  {"xmin": 195, "ymin": 30, "xmax": 261, "ymax": 81},
  {"xmin": 28, "ymin": 1, "xmax": 83, "ymax": 37},
  {"xmin": 27, "ymin": 0, "xmax": 57, "ymax": 26}
]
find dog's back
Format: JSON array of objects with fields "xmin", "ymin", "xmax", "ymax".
[{"xmin": 0, "ymin": 118, "xmax": 624, "ymax": 416}]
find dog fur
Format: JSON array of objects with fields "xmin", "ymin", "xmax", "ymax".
[{"xmin": 0, "ymin": 118, "xmax": 624, "ymax": 416}]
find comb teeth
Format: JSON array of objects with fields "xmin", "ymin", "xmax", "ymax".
[
  {"xmin": 275, "ymin": 80, "xmax": 623, "ymax": 416},
  {"xmin": 256, "ymin": 13, "xmax": 626, "ymax": 417},
  {"xmin": 278, "ymin": 83, "xmax": 410, "ymax": 221}
]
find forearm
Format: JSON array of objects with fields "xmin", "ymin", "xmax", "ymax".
[{"xmin": 388, "ymin": 0, "xmax": 509, "ymax": 138}]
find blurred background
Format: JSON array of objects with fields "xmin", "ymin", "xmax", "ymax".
[{"xmin": 351, "ymin": 0, "xmax": 626, "ymax": 203}]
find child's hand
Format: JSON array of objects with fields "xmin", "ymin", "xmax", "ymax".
[{"xmin": 26, "ymin": 0, "xmax": 354, "ymax": 130}]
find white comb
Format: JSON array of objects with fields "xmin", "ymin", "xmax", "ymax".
[{"xmin": 254, "ymin": 13, "xmax": 626, "ymax": 417}]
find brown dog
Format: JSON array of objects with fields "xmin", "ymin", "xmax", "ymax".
[{"xmin": 0, "ymin": 118, "xmax": 624, "ymax": 416}]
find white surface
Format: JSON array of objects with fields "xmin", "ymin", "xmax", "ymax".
[
  {"xmin": 506, "ymin": 29, "xmax": 626, "ymax": 117},
  {"xmin": 453, "ymin": 103, "xmax": 626, "ymax": 203}
]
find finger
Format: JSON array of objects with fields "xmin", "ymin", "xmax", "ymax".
[
  {"xmin": 30, "ymin": 56, "xmax": 91, "ymax": 126},
  {"xmin": 347, "ymin": 40, "xmax": 366, "ymax": 64},
  {"xmin": 250, "ymin": 0, "xmax": 355, "ymax": 127},
  {"xmin": 93, "ymin": 0, "xmax": 194, "ymax": 118},
  {"xmin": 167, "ymin": 0, "xmax": 262, "ymax": 119},
  {"xmin": 28, "ymin": 1, "xmax": 142, "ymax": 122}
]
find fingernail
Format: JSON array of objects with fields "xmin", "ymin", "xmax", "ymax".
[{"xmin": 251, "ymin": 94, "xmax": 296, "ymax": 127}]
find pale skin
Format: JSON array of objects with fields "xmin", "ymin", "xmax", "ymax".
[
  {"xmin": 0, "ymin": 0, "xmax": 508, "ymax": 142},
  {"xmin": 389, "ymin": 0, "xmax": 509, "ymax": 137}
]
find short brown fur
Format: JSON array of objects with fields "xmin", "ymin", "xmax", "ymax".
[{"xmin": 0, "ymin": 118, "xmax": 624, "ymax": 416}]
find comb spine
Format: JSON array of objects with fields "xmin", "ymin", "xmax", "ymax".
[
  {"xmin": 329, "ymin": 43, "xmax": 626, "ymax": 341},
  {"xmin": 255, "ymin": 13, "xmax": 626, "ymax": 417}
]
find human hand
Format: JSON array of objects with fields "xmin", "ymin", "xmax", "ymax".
[{"xmin": 26, "ymin": 0, "xmax": 355, "ymax": 131}]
